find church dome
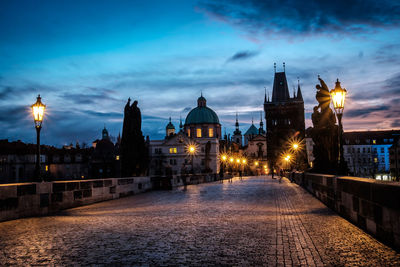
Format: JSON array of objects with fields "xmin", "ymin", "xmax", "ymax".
[
  {"xmin": 185, "ymin": 96, "xmax": 220, "ymax": 125},
  {"xmin": 166, "ymin": 117, "xmax": 175, "ymax": 130}
]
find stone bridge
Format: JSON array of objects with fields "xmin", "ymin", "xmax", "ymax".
[{"xmin": 1, "ymin": 176, "xmax": 399, "ymax": 266}]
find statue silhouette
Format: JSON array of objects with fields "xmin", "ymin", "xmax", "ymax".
[
  {"xmin": 121, "ymin": 98, "xmax": 148, "ymax": 177},
  {"xmin": 309, "ymin": 78, "xmax": 339, "ymax": 174}
]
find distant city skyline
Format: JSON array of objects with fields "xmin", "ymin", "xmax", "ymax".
[{"xmin": 1, "ymin": 0, "xmax": 399, "ymax": 146}]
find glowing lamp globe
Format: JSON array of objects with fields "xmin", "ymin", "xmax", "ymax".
[
  {"xmin": 31, "ymin": 95, "xmax": 46, "ymax": 128},
  {"xmin": 330, "ymin": 79, "xmax": 347, "ymax": 115}
]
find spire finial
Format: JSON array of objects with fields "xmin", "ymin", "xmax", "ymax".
[
  {"xmin": 252, "ymin": 116, "xmax": 254, "ymax": 124},
  {"xmin": 283, "ymin": 62, "xmax": 285, "ymax": 72},
  {"xmin": 318, "ymin": 74, "xmax": 320, "ymax": 79},
  {"xmin": 297, "ymin": 77, "xmax": 300, "ymax": 87},
  {"xmin": 169, "ymin": 117, "xmax": 171, "ymax": 123},
  {"xmin": 264, "ymin": 87, "xmax": 267, "ymax": 103},
  {"xmin": 274, "ymin": 63, "xmax": 276, "ymax": 73},
  {"xmin": 201, "ymin": 91, "xmax": 203, "ymax": 97}
]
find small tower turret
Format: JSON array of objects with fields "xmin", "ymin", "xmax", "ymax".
[{"xmin": 166, "ymin": 117, "xmax": 175, "ymax": 137}]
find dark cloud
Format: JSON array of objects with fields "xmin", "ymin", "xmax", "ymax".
[
  {"xmin": 346, "ymin": 106, "xmax": 389, "ymax": 118},
  {"xmin": 227, "ymin": 50, "xmax": 259, "ymax": 62},
  {"xmin": 200, "ymin": 0, "xmax": 400, "ymax": 36},
  {"xmin": 62, "ymin": 88, "xmax": 119, "ymax": 105},
  {"xmin": 391, "ymin": 119, "xmax": 400, "ymax": 128},
  {"xmin": 0, "ymin": 86, "xmax": 14, "ymax": 100}
]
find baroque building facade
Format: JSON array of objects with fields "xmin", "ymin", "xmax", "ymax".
[{"xmin": 148, "ymin": 95, "xmax": 221, "ymax": 176}]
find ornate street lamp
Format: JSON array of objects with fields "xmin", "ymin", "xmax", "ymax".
[
  {"xmin": 31, "ymin": 95, "xmax": 46, "ymax": 181},
  {"xmin": 330, "ymin": 79, "xmax": 347, "ymax": 167},
  {"xmin": 186, "ymin": 143, "xmax": 197, "ymax": 174}
]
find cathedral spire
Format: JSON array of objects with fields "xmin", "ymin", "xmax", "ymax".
[
  {"xmin": 235, "ymin": 112, "xmax": 239, "ymax": 129},
  {"xmin": 264, "ymin": 87, "xmax": 267, "ymax": 104},
  {"xmin": 297, "ymin": 77, "xmax": 303, "ymax": 101}
]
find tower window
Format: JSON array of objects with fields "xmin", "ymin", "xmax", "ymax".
[
  {"xmin": 209, "ymin": 128, "xmax": 214, "ymax": 137},
  {"xmin": 197, "ymin": 128, "xmax": 202, "ymax": 138},
  {"xmin": 169, "ymin": 147, "xmax": 177, "ymax": 154},
  {"xmin": 187, "ymin": 129, "xmax": 190, "ymax": 137}
]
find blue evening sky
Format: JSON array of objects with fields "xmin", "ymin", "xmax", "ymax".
[{"xmin": 1, "ymin": 0, "xmax": 399, "ymax": 146}]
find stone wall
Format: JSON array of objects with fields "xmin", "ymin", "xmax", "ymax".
[
  {"xmin": 0, "ymin": 177, "xmax": 152, "ymax": 222},
  {"xmin": 293, "ymin": 172, "xmax": 400, "ymax": 250}
]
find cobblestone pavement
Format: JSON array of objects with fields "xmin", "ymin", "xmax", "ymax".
[{"xmin": 1, "ymin": 176, "xmax": 400, "ymax": 266}]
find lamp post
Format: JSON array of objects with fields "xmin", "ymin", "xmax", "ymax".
[
  {"xmin": 330, "ymin": 79, "xmax": 347, "ymax": 169},
  {"xmin": 188, "ymin": 145, "xmax": 196, "ymax": 174},
  {"xmin": 31, "ymin": 95, "xmax": 46, "ymax": 182},
  {"xmin": 221, "ymin": 154, "xmax": 227, "ymax": 176}
]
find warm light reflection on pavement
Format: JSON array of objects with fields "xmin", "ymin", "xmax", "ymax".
[{"xmin": 0, "ymin": 176, "xmax": 399, "ymax": 265}]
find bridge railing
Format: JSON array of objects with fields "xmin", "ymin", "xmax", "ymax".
[
  {"xmin": 292, "ymin": 172, "xmax": 400, "ymax": 251},
  {"xmin": 0, "ymin": 177, "xmax": 152, "ymax": 222}
]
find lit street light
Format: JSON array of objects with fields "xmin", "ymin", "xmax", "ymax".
[
  {"xmin": 186, "ymin": 143, "xmax": 197, "ymax": 174},
  {"xmin": 31, "ymin": 95, "xmax": 46, "ymax": 182},
  {"xmin": 330, "ymin": 79, "xmax": 347, "ymax": 168}
]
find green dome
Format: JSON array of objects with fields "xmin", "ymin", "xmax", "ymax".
[
  {"xmin": 185, "ymin": 106, "xmax": 220, "ymax": 125},
  {"xmin": 185, "ymin": 95, "xmax": 220, "ymax": 125}
]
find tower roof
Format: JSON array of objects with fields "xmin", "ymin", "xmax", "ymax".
[
  {"xmin": 272, "ymin": 72, "xmax": 290, "ymax": 102},
  {"xmin": 244, "ymin": 124, "xmax": 258, "ymax": 136},
  {"xmin": 166, "ymin": 117, "xmax": 175, "ymax": 130},
  {"xmin": 297, "ymin": 78, "xmax": 303, "ymax": 101}
]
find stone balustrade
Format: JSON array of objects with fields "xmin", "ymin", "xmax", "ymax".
[
  {"xmin": 0, "ymin": 177, "xmax": 152, "ymax": 222},
  {"xmin": 293, "ymin": 172, "xmax": 400, "ymax": 250}
]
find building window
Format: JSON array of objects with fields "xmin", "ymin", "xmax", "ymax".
[
  {"xmin": 374, "ymin": 158, "xmax": 378, "ymax": 163},
  {"xmin": 169, "ymin": 147, "xmax": 177, "ymax": 154},
  {"xmin": 373, "ymin": 140, "xmax": 376, "ymax": 144},
  {"xmin": 209, "ymin": 128, "xmax": 214, "ymax": 137},
  {"xmin": 357, "ymin": 148, "xmax": 360, "ymax": 153},
  {"xmin": 187, "ymin": 129, "xmax": 190, "ymax": 137},
  {"xmin": 362, "ymin": 148, "xmax": 365, "ymax": 153},
  {"xmin": 381, "ymin": 147, "xmax": 384, "ymax": 153},
  {"xmin": 367, "ymin": 148, "xmax": 370, "ymax": 153},
  {"xmin": 155, "ymin": 148, "xmax": 162, "ymax": 154},
  {"xmin": 197, "ymin": 128, "xmax": 202, "ymax": 138}
]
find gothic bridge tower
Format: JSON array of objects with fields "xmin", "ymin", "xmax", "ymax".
[{"xmin": 264, "ymin": 63, "xmax": 305, "ymax": 171}]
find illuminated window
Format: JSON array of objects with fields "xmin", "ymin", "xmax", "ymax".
[
  {"xmin": 373, "ymin": 140, "xmax": 376, "ymax": 144},
  {"xmin": 116, "ymin": 155, "xmax": 120, "ymax": 160},
  {"xmin": 197, "ymin": 128, "xmax": 202, "ymax": 138},
  {"xmin": 169, "ymin": 147, "xmax": 177, "ymax": 154},
  {"xmin": 45, "ymin": 165, "xmax": 49, "ymax": 172},
  {"xmin": 374, "ymin": 157, "xmax": 378, "ymax": 163},
  {"xmin": 209, "ymin": 128, "xmax": 214, "ymax": 137},
  {"xmin": 187, "ymin": 129, "xmax": 190, "ymax": 137}
]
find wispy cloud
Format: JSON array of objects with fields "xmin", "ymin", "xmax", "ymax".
[{"xmin": 227, "ymin": 50, "xmax": 259, "ymax": 62}]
